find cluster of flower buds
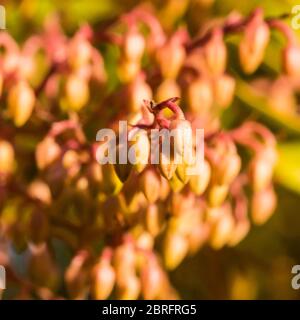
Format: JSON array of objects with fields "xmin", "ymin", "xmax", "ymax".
[{"xmin": 0, "ymin": 6, "xmax": 290, "ymax": 299}]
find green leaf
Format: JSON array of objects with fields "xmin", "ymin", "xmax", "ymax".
[{"xmin": 275, "ymin": 141, "xmax": 300, "ymax": 194}]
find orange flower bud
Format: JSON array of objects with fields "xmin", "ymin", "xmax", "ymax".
[
  {"xmin": 64, "ymin": 73, "xmax": 89, "ymax": 111},
  {"xmin": 128, "ymin": 77, "xmax": 152, "ymax": 113},
  {"xmin": 251, "ymin": 186, "xmax": 277, "ymax": 225},
  {"xmin": 209, "ymin": 206, "xmax": 234, "ymax": 249},
  {"xmin": 213, "ymin": 74, "xmax": 236, "ymax": 108},
  {"xmin": 208, "ymin": 184, "xmax": 229, "ymax": 207},
  {"xmin": 8, "ymin": 80, "xmax": 35, "ymax": 127},
  {"xmin": 128, "ymin": 130, "xmax": 150, "ymax": 173},
  {"xmin": 162, "ymin": 231, "xmax": 188, "ymax": 270},
  {"xmin": 189, "ymin": 160, "xmax": 211, "ymax": 195},
  {"xmin": 158, "ymin": 151, "xmax": 177, "ymax": 180},
  {"xmin": 123, "ymin": 30, "xmax": 145, "ymax": 62},
  {"xmin": 203, "ymin": 29, "xmax": 227, "ymax": 75},
  {"xmin": 249, "ymin": 146, "xmax": 277, "ymax": 192},
  {"xmin": 282, "ymin": 44, "xmax": 300, "ymax": 77},
  {"xmin": 36, "ymin": 137, "xmax": 61, "ymax": 170},
  {"xmin": 227, "ymin": 219, "xmax": 250, "ymax": 246},
  {"xmin": 155, "ymin": 79, "xmax": 181, "ymax": 102},
  {"xmin": 156, "ymin": 40, "xmax": 185, "ymax": 79},
  {"xmin": 216, "ymin": 153, "xmax": 241, "ymax": 185},
  {"xmin": 28, "ymin": 180, "xmax": 52, "ymax": 205},
  {"xmin": 116, "ymin": 274, "xmax": 141, "ymax": 300},
  {"xmin": 0, "ymin": 140, "xmax": 14, "ymax": 175},
  {"xmin": 139, "ymin": 169, "xmax": 160, "ymax": 203},
  {"xmin": 117, "ymin": 58, "xmax": 140, "ymax": 83},
  {"xmin": 141, "ymin": 259, "xmax": 162, "ymax": 299},
  {"xmin": 101, "ymin": 163, "xmax": 123, "ymax": 195},
  {"xmin": 187, "ymin": 77, "xmax": 213, "ymax": 114},
  {"xmin": 91, "ymin": 253, "xmax": 116, "ymax": 300},
  {"xmin": 68, "ymin": 38, "xmax": 92, "ymax": 70},
  {"xmin": 144, "ymin": 204, "xmax": 165, "ymax": 236},
  {"xmin": 239, "ymin": 18, "xmax": 270, "ymax": 74}
]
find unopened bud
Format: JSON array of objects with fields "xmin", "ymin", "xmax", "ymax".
[
  {"xmin": 0, "ymin": 140, "xmax": 14, "ymax": 175},
  {"xmin": 155, "ymin": 79, "xmax": 181, "ymax": 102},
  {"xmin": 282, "ymin": 44, "xmax": 300, "ymax": 77},
  {"xmin": 162, "ymin": 231, "xmax": 188, "ymax": 270},
  {"xmin": 227, "ymin": 219, "xmax": 250, "ymax": 246},
  {"xmin": 101, "ymin": 163, "xmax": 123, "ymax": 195},
  {"xmin": 249, "ymin": 147, "xmax": 277, "ymax": 192},
  {"xmin": 187, "ymin": 77, "xmax": 213, "ymax": 114},
  {"xmin": 203, "ymin": 29, "xmax": 227, "ymax": 75},
  {"xmin": 128, "ymin": 78, "xmax": 152, "ymax": 113},
  {"xmin": 156, "ymin": 40, "xmax": 185, "ymax": 79},
  {"xmin": 189, "ymin": 160, "xmax": 211, "ymax": 195},
  {"xmin": 213, "ymin": 74, "xmax": 236, "ymax": 108},
  {"xmin": 209, "ymin": 210, "xmax": 234, "ymax": 249},
  {"xmin": 251, "ymin": 186, "xmax": 277, "ymax": 225},
  {"xmin": 117, "ymin": 58, "xmax": 140, "ymax": 83},
  {"xmin": 208, "ymin": 184, "xmax": 229, "ymax": 207},
  {"xmin": 123, "ymin": 30, "xmax": 145, "ymax": 62},
  {"xmin": 144, "ymin": 204, "xmax": 165, "ymax": 236},
  {"xmin": 8, "ymin": 80, "xmax": 35, "ymax": 127},
  {"xmin": 141, "ymin": 259, "xmax": 162, "ymax": 299},
  {"xmin": 28, "ymin": 180, "xmax": 52, "ymax": 205},
  {"xmin": 36, "ymin": 137, "xmax": 61, "ymax": 170},
  {"xmin": 64, "ymin": 73, "xmax": 89, "ymax": 111},
  {"xmin": 239, "ymin": 17, "xmax": 270, "ymax": 74},
  {"xmin": 139, "ymin": 169, "xmax": 160, "ymax": 203},
  {"xmin": 117, "ymin": 274, "xmax": 141, "ymax": 300},
  {"xmin": 91, "ymin": 252, "xmax": 115, "ymax": 300},
  {"xmin": 68, "ymin": 38, "xmax": 92, "ymax": 70}
]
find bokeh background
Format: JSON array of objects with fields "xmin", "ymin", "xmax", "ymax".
[{"xmin": 2, "ymin": 0, "xmax": 300, "ymax": 299}]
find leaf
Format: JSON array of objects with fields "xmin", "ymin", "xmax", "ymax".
[{"xmin": 275, "ymin": 141, "xmax": 300, "ymax": 194}]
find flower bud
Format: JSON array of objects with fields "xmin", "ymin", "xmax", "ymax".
[
  {"xmin": 169, "ymin": 119, "xmax": 193, "ymax": 160},
  {"xmin": 141, "ymin": 259, "xmax": 162, "ymax": 299},
  {"xmin": 251, "ymin": 186, "xmax": 277, "ymax": 225},
  {"xmin": 8, "ymin": 80, "xmax": 35, "ymax": 127},
  {"xmin": 117, "ymin": 274, "xmax": 141, "ymax": 300},
  {"xmin": 282, "ymin": 44, "xmax": 300, "ymax": 77},
  {"xmin": 128, "ymin": 77, "xmax": 152, "ymax": 113},
  {"xmin": 123, "ymin": 30, "xmax": 145, "ymax": 62},
  {"xmin": 249, "ymin": 146, "xmax": 277, "ymax": 192},
  {"xmin": 155, "ymin": 79, "xmax": 181, "ymax": 102},
  {"xmin": 187, "ymin": 77, "xmax": 213, "ymax": 114},
  {"xmin": 28, "ymin": 180, "xmax": 52, "ymax": 205},
  {"xmin": 158, "ymin": 151, "xmax": 177, "ymax": 180},
  {"xmin": 227, "ymin": 219, "xmax": 250, "ymax": 247},
  {"xmin": 117, "ymin": 58, "xmax": 140, "ymax": 83},
  {"xmin": 169, "ymin": 172, "xmax": 185, "ymax": 192},
  {"xmin": 64, "ymin": 73, "xmax": 89, "ymax": 111},
  {"xmin": 91, "ymin": 251, "xmax": 115, "ymax": 300},
  {"xmin": 36, "ymin": 137, "xmax": 61, "ymax": 170},
  {"xmin": 209, "ymin": 208, "xmax": 234, "ymax": 249},
  {"xmin": 0, "ymin": 140, "xmax": 14, "ymax": 175},
  {"xmin": 216, "ymin": 152, "xmax": 241, "ymax": 185},
  {"xmin": 208, "ymin": 184, "xmax": 229, "ymax": 207},
  {"xmin": 65, "ymin": 250, "xmax": 90, "ymax": 299},
  {"xmin": 156, "ymin": 40, "xmax": 185, "ymax": 79},
  {"xmin": 203, "ymin": 29, "xmax": 227, "ymax": 75},
  {"xmin": 128, "ymin": 129, "xmax": 150, "ymax": 173},
  {"xmin": 212, "ymin": 74, "xmax": 236, "ymax": 108},
  {"xmin": 139, "ymin": 169, "xmax": 160, "ymax": 203},
  {"xmin": 68, "ymin": 38, "xmax": 92, "ymax": 70},
  {"xmin": 189, "ymin": 160, "xmax": 211, "ymax": 195},
  {"xmin": 101, "ymin": 163, "xmax": 123, "ymax": 195},
  {"xmin": 144, "ymin": 204, "xmax": 165, "ymax": 236},
  {"xmin": 162, "ymin": 231, "xmax": 188, "ymax": 270},
  {"xmin": 239, "ymin": 18, "xmax": 270, "ymax": 74}
]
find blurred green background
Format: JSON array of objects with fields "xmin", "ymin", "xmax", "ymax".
[{"xmin": 2, "ymin": 0, "xmax": 300, "ymax": 299}]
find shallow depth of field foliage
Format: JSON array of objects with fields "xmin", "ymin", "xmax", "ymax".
[{"xmin": 1, "ymin": 0, "xmax": 300, "ymax": 300}]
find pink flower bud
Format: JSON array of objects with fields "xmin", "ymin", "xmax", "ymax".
[
  {"xmin": 282, "ymin": 44, "xmax": 300, "ymax": 77},
  {"xmin": 213, "ymin": 74, "xmax": 236, "ymax": 108},
  {"xmin": 0, "ymin": 140, "xmax": 14, "ymax": 175},
  {"xmin": 123, "ymin": 30, "xmax": 145, "ymax": 62},
  {"xmin": 36, "ymin": 137, "xmax": 61, "ymax": 170}
]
